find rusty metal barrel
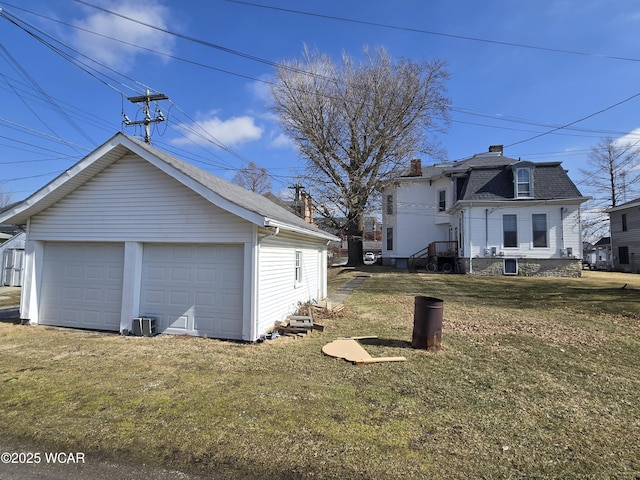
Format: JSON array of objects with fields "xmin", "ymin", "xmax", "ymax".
[{"xmin": 411, "ymin": 296, "xmax": 443, "ymax": 352}]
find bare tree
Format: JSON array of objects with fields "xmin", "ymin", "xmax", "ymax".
[
  {"xmin": 0, "ymin": 189, "xmax": 12, "ymax": 209},
  {"xmin": 580, "ymin": 137, "xmax": 640, "ymax": 241},
  {"xmin": 270, "ymin": 46, "xmax": 450, "ymax": 265},
  {"xmin": 232, "ymin": 161, "xmax": 272, "ymax": 194}
]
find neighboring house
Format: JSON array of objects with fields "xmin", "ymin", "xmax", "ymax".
[
  {"xmin": 582, "ymin": 239, "xmax": 612, "ymax": 270},
  {"xmin": 0, "ymin": 230, "xmax": 25, "ymax": 286},
  {"xmin": 594, "ymin": 237, "xmax": 613, "ymax": 270},
  {"xmin": 381, "ymin": 145, "xmax": 589, "ymax": 276},
  {"xmin": 607, "ymin": 197, "xmax": 640, "ymax": 273},
  {"xmin": 0, "ymin": 133, "xmax": 338, "ymax": 340}
]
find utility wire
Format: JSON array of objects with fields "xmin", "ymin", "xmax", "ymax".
[
  {"xmin": 227, "ymin": 0, "xmax": 640, "ymax": 63},
  {"xmin": 6, "ymin": 1, "xmax": 637, "ymax": 147},
  {"xmin": 74, "ymin": 0, "xmax": 330, "ymax": 82},
  {"xmin": 506, "ymin": 91, "xmax": 640, "ymax": 147}
]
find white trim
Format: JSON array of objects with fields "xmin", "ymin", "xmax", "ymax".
[
  {"xmin": 294, "ymin": 250, "xmax": 303, "ymax": 287},
  {"xmin": 120, "ymin": 242, "xmax": 143, "ymax": 334},
  {"xmin": 504, "ymin": 258, "xmax": 518, "ymax": 275}
]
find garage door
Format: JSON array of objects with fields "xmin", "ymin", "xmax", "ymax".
[
  {"xmin": 40, "ymin": 243, "xmax": 124, "ymax": 331},
  {"xmin": 140, "ymin": 244, "xmax": 244, "ymax": 339}
]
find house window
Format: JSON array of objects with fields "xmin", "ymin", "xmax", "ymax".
[
  {"xmin": 532, "ymin": 214, "xmax": 547, "ymax": 248},
  {"xmin": 294, "ymin": 250, "xmax": 303, "ymax": 284},
  {"xmin": 516, "ymin": 168, "xmax": 531, "ymax": 197},
  {"xmin": 619, "ymin": 246, "xmax": 630, "ymax": 265},
  {"xmin": 438, "ymin": 190, "xmax": 446, "ymax": 212},
  {"xmin": 456, "ymin": 177, "xmax": 466, "ymax": 201},
  {"xmin": 386, "ymin": 194, "xmax": 393, "ymax": 215},
  {"xmin": 504, "ymin": 258, "xmax": 518, "ymax": 275},
  {"xmin": 503, "ymin": 214, "xmax": 517, "ymax": 248},
  {"xmin": 622, "ymin": 213, "xmax": 628, "ymax": 232},
  {"xmin": 386, "ymin": 227, "xmax": 393, "ymax": 251}
]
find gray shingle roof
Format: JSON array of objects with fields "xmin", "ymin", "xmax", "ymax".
[
  {"xmin": 401, "ymin": 151, "xmax": 584, "ymax": 201},
  {"xmin": 460, "ymin": 163, "xmax": 583, "ymax": 201}
]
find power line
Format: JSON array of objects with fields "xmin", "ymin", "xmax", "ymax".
[
  {"xmin": 9, "ymin": 1, "xmax": 637, "ymax": 149},
  {"xmin": 73, "ymin": 0, "xmax": 330, "ymax": 82},
  {"xmin": 226, "ymin": 0, "xmax": 640, "ymax": 63},
  {"xmin": 505, "ymin": 91, "xmax": 640, "ymax": 147}
]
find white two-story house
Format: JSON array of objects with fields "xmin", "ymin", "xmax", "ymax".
[{"xmin": 381, "ymin": 146, "xmax": 589, "ymax": 276}]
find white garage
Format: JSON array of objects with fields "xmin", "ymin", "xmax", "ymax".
[
  {"xmin": 0, "ymin": 133, "xmax": 338, "ymax": 341},
  {"xmin": 39, "ymin": 242, "xmax": 124, "ymax": 331},
  {"xmin": 140, "ymin": 244, "xmax": 244, "ymax": 338}
]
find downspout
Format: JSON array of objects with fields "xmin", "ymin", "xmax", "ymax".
[
  {"xmin": 253, "ymin": 225, "xmax": 279, "ymax": 341},
  {"xmin": 466, "ymin": 209, "xmax": 472, "ymax": 274},
  {"xmin": 485, "ymin": 208, "xmax": 489, "ymax": 248},
  {"xmin": 560, "ymin": 207, "xmax": 565, "ymax": 255},
  {"xmin": 260, "ymin": 226, "xmax": 280, "ymax": 240}
]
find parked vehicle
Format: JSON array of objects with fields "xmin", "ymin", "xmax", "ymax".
[{"xmin": 364, "ymin": 252, "xmax": 376, "ymax": 262}]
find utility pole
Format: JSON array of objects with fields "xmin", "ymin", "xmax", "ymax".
[
  {"xmin": 122, "ymin": 89, "xmax": 169, "ymax": 144},
  {"xmin": 288, "ymin": 183, "xmax": 304, "ymax": 217}
]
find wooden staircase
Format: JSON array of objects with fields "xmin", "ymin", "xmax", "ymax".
[{"xmin": 409, "ymin": 241, "xmax": 458, "ymax": 272}]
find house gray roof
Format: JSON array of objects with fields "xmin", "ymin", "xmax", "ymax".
[
  {"xmin": 400, "ymin": 150, "xmax": 585, "ymax": 202},
  {"xmin": 404, "ymin": 152, "xmax": 519, "ymax": 179},
  {"xmin": 0, "ymin": 133, "xmax": 339, "ymax": 241},
  {"xmin": 459, "ymin": 162, "xmax": 584, "ymax": 201}
]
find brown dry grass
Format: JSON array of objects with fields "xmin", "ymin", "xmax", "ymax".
[{"xmin": 1, "ymin": 269, "xmax": 639, "ymax": 478}]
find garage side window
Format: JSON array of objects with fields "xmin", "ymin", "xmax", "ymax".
[{"xmin": 294, "ymin": 250, "xmax": 303, "ymax": 285}]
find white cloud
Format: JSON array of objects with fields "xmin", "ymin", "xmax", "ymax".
[
  {"xmin": 270, "ymin": 132, "xmax": 296, "ymax": 149},
  {"xmin": 247, "ymin": 78, "xmax": 273, "ymax": 103},
  {"xmin": 173, "ymin": 115, "xmax": 263, "ymax": 147},
  {"xmin": 614, "ymin": 127, "xmax": 640, "ymax": 148},
  {"xmin": 73, "ymin": 0, "xmax": 175, "ymax": 71}
]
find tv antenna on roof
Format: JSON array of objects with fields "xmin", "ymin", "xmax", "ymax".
[{"xmin": 122, "ymin": 89, "xmax": 169, "ymax": 144}]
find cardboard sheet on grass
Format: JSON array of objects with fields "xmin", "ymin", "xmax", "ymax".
[{"xmin": 322, "ymin": 336, "xmax": 406, "ymax": 365}]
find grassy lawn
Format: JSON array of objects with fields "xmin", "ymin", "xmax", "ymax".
[{"xmin": 0, "ymin": 270, "xmax": 639, "ymax": 479}]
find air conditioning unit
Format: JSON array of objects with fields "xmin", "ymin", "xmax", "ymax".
[
  {"xmin": 132, "ymin": 317, "xmax": 157, "ymax": 337},
  {"xmin": 560, "ymin": 249, "xmax": 567, "ymax": 257},
  {"xmin": 484, "ymin": 248, "xmax": 492, "ymax": 256}
]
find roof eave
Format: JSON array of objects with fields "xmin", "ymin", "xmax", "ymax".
[
  {"xmin": 606, "ymin": 199, "xmax": 640, "ymax": 212},
  {"xmin": 448, "ymin": 196, "xmax": 590, "ymax": 213},
  {"xmin": 264, "ymin": 218, "xmax": 340, "ymax": 242}
]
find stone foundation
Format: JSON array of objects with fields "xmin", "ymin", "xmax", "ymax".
[{"xmin": 458, "ymin": 258, "xmax": 582, "ymax": 277}]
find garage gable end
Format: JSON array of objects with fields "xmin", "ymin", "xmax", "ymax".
[{"xmin": 29, "ymin": 155, "xmax": 253, "ymax": 243}]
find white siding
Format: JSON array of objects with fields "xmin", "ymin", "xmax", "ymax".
[
  {"xmin": 257, "ymin": 231, "xmax": 326, "ymax": 335},
  {"xmin": 384, "ymin": 178, "xmax": 452, "ymax": 259},
  {"xmin": 463, "ymin": 204, "xmax": 582, "ymax": 259},
  {"xmin": 28, "ymin": 155, "xmax": 253, "ymax": 243}
]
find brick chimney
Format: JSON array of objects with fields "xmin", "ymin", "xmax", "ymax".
[
  {"xmin": 409, "ymin": 159, "xmax": 422, "ymax": 177},
  {"xmin": 299, "ymin": 192, "xmax": 316, "ymax": 226},
  {"xmin": 488, "ymin": 145, "xmax": 503, "ymax": 155}
]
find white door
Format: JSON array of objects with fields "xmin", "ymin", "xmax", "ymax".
[
  {"xmin": 140, "ymin": 244, "xmax": 244, "ymax": 339},
  {"xmin": 40, "ymin": 243, "xmax": 124, "ymax": 331}
]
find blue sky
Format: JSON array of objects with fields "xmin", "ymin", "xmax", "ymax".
[{"xmin": 2, "ymin": 0, "xmax": 640, "ymax": 203}]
